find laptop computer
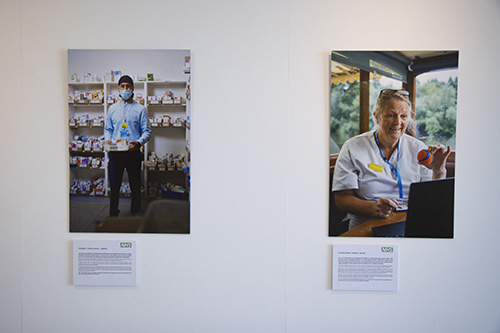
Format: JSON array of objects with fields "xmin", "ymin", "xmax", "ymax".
[{"xmin": 372, "ymin": 177, "xmax": 454, "ymax": 238}]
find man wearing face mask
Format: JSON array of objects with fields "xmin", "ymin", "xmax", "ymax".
[{"xmin": 104, "ymin": 75, "xmax": 151, "ymax": 216}]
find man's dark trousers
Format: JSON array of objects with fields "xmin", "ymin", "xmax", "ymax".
[{"xmin": 108, "ymin": 150, "xmax": 142, "ymax": 216}]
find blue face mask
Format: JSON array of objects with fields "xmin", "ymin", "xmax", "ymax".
[{"xmin": 119, "ymin": 89, "xmax": 133, "ymax": 100}]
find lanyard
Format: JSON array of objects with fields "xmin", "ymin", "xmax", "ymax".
[
  {"xmin": 121, "ymin": 102, "xmax": 132, "ymax": 124},
  {"xmin": 375, "ymin": 132, "xmax": 403, "ymax": 199},
  {"xmin": 119, "ymin": 102, "xmax": 132, "ymax": 139}
]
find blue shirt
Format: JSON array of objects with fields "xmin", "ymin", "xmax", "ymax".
[{"xmin": 104, "ymin": 100, "xmax": 151, "ymax": 146}]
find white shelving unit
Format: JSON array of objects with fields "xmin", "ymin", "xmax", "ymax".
[
  {"xmin": 68, "ymin": 82, "xmax": 107, "ymax": 196},
  {"xmin": 68, "ymin": 78, "xmax": 191, "ymax": 200},
  {"xmin": 144, "ymin": 80, "xmax": 190, "ymax": 200}
]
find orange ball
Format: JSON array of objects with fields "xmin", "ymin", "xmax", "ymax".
[{"xmin": 417, "ymin": 149, "xmax": 433, "ymax": 165}]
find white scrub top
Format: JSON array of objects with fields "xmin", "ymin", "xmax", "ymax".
[{"xmin": 332, "ymin": 130, "xmax": 432, "ymax": 229}]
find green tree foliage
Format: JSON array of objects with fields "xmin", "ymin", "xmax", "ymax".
[
  {"xmin": 415, "ymin": 77, "xmax": 457, "ymax": 148},
  {"xmin": 330, "ymin": 79, "xmax": 383, "ymax": 151},
  {"xmin": 330, "ymin": 81, "xmax": 360, "ymax": 151}
]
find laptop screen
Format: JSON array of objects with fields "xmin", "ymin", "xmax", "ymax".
[{"xmin": 404, "ymin": 178, "xmax": 454, "ymax": 238}]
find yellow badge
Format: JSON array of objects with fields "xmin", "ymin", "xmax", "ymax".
[{"xmin": 368, "ymin": 162, "xmax": 384, "ymax": 173}]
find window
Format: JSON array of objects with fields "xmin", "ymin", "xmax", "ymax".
[
  {"xmin": 329, "ymin": 71, "xmax": 402, "ymax": 153},
  {"xmin": 330, "ymin": 56, "xmax": 458, "ymax": 154},
  {"xmin": 414, "ymin": 69, "xmax": 458, "ymax": 149}
]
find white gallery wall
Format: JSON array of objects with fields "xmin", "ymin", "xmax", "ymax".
[{"xmin": 1, "ymin": 0, "xmax": 499, "ymax": 332}]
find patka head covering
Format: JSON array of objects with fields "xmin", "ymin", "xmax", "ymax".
[{"xmin": 118, "ymin": 75, "xmax": 134, "ymax": 87}]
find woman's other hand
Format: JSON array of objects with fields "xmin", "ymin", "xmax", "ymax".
[
  {"xmin": 335, "ymin": 190, "xmax": 398, "ymax": 219},
  {"xmin": 373, "ymin": 198, "xmax": 399, "ymax": 219}
]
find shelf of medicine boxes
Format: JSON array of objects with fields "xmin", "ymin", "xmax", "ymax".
[
  {"xmin": 144, "ymin": 80, "xmax": 190, "ymax": 198},
  {"xmin": 68, "ymin": 83, "xmax": 105, "ymax": 120},
  {"xmin": 68, "ymin": 148, "xmax": 107, "ymax": 197},
  {"xmin": 68, "ymin": 82, "xmax": 108, "ymax": 196}
]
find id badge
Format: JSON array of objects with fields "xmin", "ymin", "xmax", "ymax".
[{"xmin": 120, "ymin": 123, "xmax": 129, "ymax": 138}]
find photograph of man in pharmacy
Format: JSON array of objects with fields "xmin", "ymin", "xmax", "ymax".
[
  {"xmin": 328, "ymin": 51, "xmax": 457, "ymax": 238},
  {"xmin": 69, "ymin": 49, "xmax": 191, "ymax": 233}
]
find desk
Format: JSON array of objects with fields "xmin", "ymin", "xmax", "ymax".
[{"xmin": 338, "ymin": 211, "xmax": 406, "ymax": 237}]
